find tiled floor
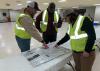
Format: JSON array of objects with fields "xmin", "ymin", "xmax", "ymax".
[{"xmin": 0, "ymin": 22, "xmax": 100, "ymax": 71}]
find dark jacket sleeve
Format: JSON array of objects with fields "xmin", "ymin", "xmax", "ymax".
[
  {"xmin": 81, "ymin": 17, "xmax": 96, "ymax": 53},
  {"xmin": 57, "ymin": 16, "xmax": 62, "ymax": 28},
  {"xmin": 57, "ymin": 33, "xmax": 70, "ymax": 45},
  {"xmin": 35, "ymin": 12, "xmax": 43, "ymax": 32}
]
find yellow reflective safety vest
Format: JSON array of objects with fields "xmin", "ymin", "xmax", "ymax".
[
  {"xmin": 40, "ymin": 10, "xmax": 59, "ymax": 32},
  {"xmin": 15, "ymin": 13, "xmax": 35, "ymax": 39},
  {"xmin": 68, "ymin": 15, "xmax": 96, "ymax": 52}
]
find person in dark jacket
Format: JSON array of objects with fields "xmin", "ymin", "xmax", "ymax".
[
  {"xmin": 35, "ymin": 2, "xmax": 62, "ymax": 46},
  {"xmin": 54, "ymin": 9, "xmax": 96, "ymax": 71}
]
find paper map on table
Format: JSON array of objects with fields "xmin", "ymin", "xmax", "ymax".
[{"xmin": 22, "ymin": 42, "xmax": 71, "ymax": 67}]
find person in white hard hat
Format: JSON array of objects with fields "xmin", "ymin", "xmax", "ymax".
[{"xmin": 15, "ymin": 1, "xmax": 48, "ymax": 52}]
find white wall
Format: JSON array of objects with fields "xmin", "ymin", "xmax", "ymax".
[
  {"xmin": 85, "ymin": 6, "xmax": 96, "ymax": 21},
  {"xmin": 94, "ymin": 6, "xmax": 100, "ymax": 23},
  {"xmin": 10, "ymin": 10, "xmax": 20, "ymax": 22},
  {"xmin": 94, "ymin": 26, "xmax": 100, "ymax": 39},
  {"xmin": 0, "ymin": 9, "xmax": 10, "ymax": 22},
  {"xmin": 0, "ymin": 9, "xmax": 20, "ymax": 22},
  {"xmin": 77, "ymin": 6, "xmax": 96, "ymax": 21}
]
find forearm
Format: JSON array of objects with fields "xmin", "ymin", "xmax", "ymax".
[
  {"xmin": 57, "ymin": 33, "xmax": 70, "ymax": 45},
  {"xmin": 20, "ymin": 17, "xmax": 43, "ymax": 43},
  {"xmin": 85, "ymin": 37, "xmax": 95, "ymax": 53},
  {"xmin": 25, "ymin": 26, "xmax": 43, "ymax": 42},
  {"xmin": 57, "ymin": 17, "xmax": 62, "ymax": 28},
  {"xmin": 26, "ymin": 26, "xmax": 43, "ymax": 42}
]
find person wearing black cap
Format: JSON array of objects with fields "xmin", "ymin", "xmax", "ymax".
[
  {"xmin": 15, "ymin": 1, "xmax": 48, "ymax": 52},
  {"xmin": 35, "ymin": 2, "xmax": 62, "ymax": 47},
  {"xmin": 54, "ymin": 9, "xmax": 96, "ymax": 71}
]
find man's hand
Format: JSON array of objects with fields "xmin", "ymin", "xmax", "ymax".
[
  {"xmin": 54, "ymin": 44, "xmax": 59, "ymax": 48},
  {"xmin": 82, "ymin": 51, "xmax": 89, "ymax": 57},
  {"xmin": 42, "ymin": 43, "xmax": 49, "ymax": 49}
]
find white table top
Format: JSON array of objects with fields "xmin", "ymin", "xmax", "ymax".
[
  {"xmin": 0, "ymin": 47, "xmax": 72, "ymax": 71},
  {"xmin": 32, "ymin": 53, "xmax": 71, "ymax": 71}
]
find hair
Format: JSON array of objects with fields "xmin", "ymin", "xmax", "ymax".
[
  {"xmin": 74, "ymin": 9, "xmax": 86, "ymax": 15},
  {"xmin": 48, "ymin": 2, "xmax": 55, "ymax": 9},
  {"xmin": 67, "ymin": 12, "xmax": 77, "ymax": 24}
]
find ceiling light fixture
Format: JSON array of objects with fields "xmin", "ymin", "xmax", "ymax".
[
  {"xmin": 17, "ymin": 4, "xmax": 22, "ymax": 6},
  {"xmin": 72, "ymin": 6, "xmax": 79, "ymax": 8},
  {"xmin": 26, "ymin": 1, "xmax": 32, "ymax": 3},
  {"xmin": 58, "ymin": 0, "xmax": 66, "ymax": 3},
  {"xmin": 94, "ymin": 4, "xmax": 100, "ymax": 6},
  {"xmin": 42, "ymin": 3, "xmax": 49, "ymax": 5}
]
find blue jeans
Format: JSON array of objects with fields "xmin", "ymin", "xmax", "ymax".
[{"xmin": 15, "ymin": 36, "xmax": 31, "ymax": 52}]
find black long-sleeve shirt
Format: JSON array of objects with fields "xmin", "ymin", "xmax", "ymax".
[
  {"xmin": 35, "ymin": 10, "xmax": 62, "ymax": 35},
  {"xmin": 57, "ymin": 17, "xmax": 96, "ymax": 53}
]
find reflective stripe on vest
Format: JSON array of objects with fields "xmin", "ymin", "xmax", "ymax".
[
  {"xmin": 55, "ymin": 11, "xmax": 59, "ymax": 23},
  {"xmin": 68, "ymin": 15, "xmax": 87, "ymax": 39},
  {"xmin": 16, "ymin": 21, "xmax": 35, "ymax": 31},
  {"xmin": 16, "ymin": 14, "xmax": 35, "ymax": 31},
  {"xmin": 68, "ymin": 15, "xmax": 95, "ymax": 52},
  {"xmin": 68, "ymin": 24, "xmax": 70, "ymax": 34},
  {"xmin": 16, "ymin": 24, "xmax": 25, "ymax": 31},
  {"xmin": 42, "ymin": 10, "xmax": 48, "ymax": 25},
  {"xmin": 40, "ymin": 10, "xmax": 59, "ymax": 32},
  {"xmin": 42, "ymin": 10, "xmax": 59, "ymax": 24},
  {"xmin": 15, "ymin": 13, "xmax": 34, "ymax": 39}
]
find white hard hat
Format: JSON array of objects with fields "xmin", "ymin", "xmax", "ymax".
[{"xmin": 27, "ymin": 1, "xmax": 40, "ymax": 11}]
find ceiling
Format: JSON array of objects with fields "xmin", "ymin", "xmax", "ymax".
[{"xmin": 0, "ymin": 0, "xmax": 100, "ymax": 10}]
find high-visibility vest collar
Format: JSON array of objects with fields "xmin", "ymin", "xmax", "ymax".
[
  {"xmin": 40, "ymin": 10, "xmax": 59, "ymax": 32},
  {"xmin": 68, "ymin": 15, "xmax": 87, "ymax": 39},
  {"xmin": 16, "ymin": 13, "xmax": 34, "ymax": 31},
  {"xmin": 42, "ymin": 10, "xmax": 59, "ymax": 23},
  {"xmin": 15, "ymin": 13, "xmax": 34, "ymax": 39}
]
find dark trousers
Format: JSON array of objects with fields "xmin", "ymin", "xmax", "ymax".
[
  {"xmin": 15, "ymin": 36, "xmax": 31, "ymax": 52},
  {"xmin": 73, "ymin": 51, "xmax": 95, "ymax": 71},
  {"xmin": 43, "ymin": 33, "xmax": 57, "ymax": 44}
]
